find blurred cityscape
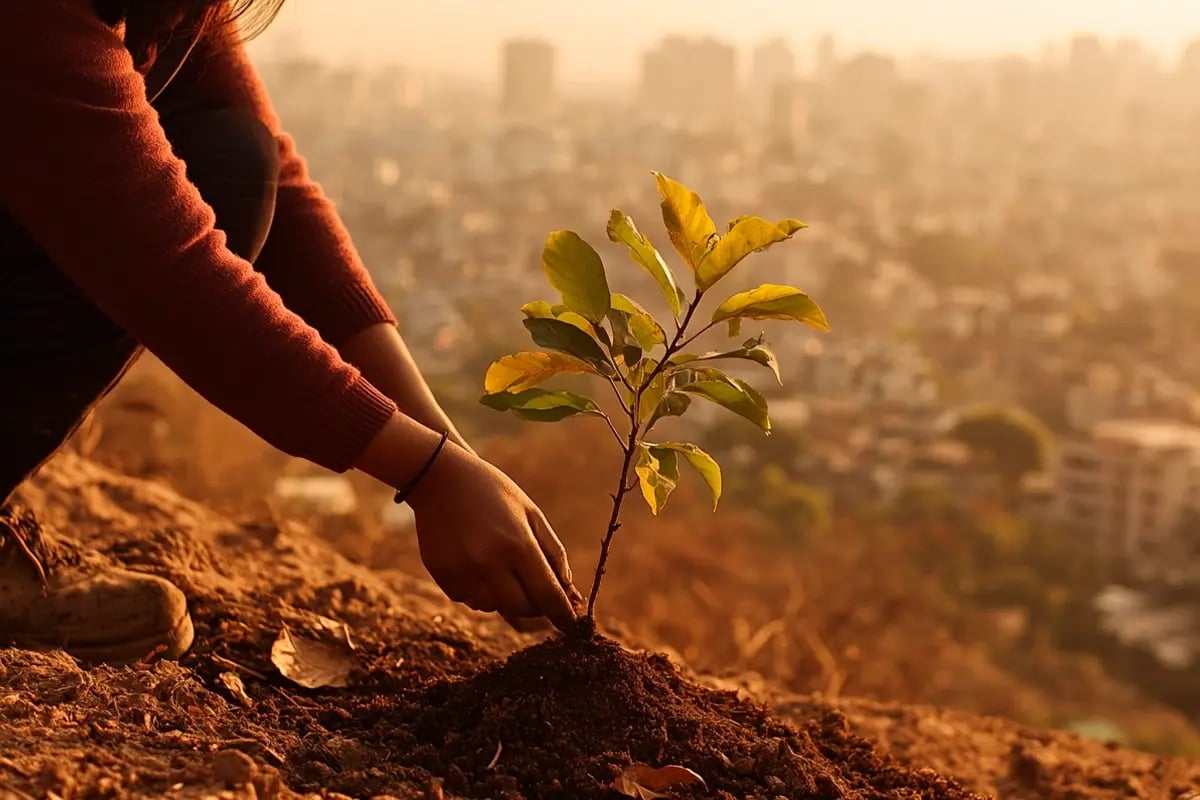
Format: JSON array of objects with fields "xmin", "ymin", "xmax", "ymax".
[{"xmin": 245, "ymin": 30, "xmax": 1200, "ymax": 727}]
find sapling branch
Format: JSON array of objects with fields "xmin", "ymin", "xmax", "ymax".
[{"xmin": 597, "ymin": 410, "xmax": 626, "ymax": 449}]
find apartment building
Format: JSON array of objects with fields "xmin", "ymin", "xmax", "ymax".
[{"xmin": 1053, "ymin": 420, "xmax": 1200, "ymax": 561}]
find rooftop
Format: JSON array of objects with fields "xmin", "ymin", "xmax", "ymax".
[{"xmin": 1094, "ymin": 419, "xmax": 1200, "ymax": 451}]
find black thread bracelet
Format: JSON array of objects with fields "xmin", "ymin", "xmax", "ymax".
[{"xmin": 393, "ymin": 430, "xmax": 450, "ymax": 505}]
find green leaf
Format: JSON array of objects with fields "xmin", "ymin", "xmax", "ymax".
[
  {"xmin": 635, "ymin": 445, "xmax": 679, "ymax": 515},
  {"xmin": 480, "ymin": 388, "xmax": 600, "ymax": 422},
  {"xmin": 647, "ymin": 391, "xmax": 692, "ymax": 428},
  {"xmin": 696, "ymin": 217, "xmax": 808, "ymax": 290},
  {"xmin": 605, "ymin": 309, "xmax": 642, "ymax": 369},
  {"xmin": 671, "ymin": 336, "xmax": 782, "ymax": 385},
  {"xmin": 638, "ymin": 369, "xmax": 667, "ymax": 422},
  {"xmin": 520, "ymin": 300, "xmax": 555, "ymax": 319},
  {"xmin": 670, "ymin": 364, "xmax": 737, "ymax": 386},
  {"xmin": 653, "ymin": 172, "xmax": 718, "ymax": 274},
  {"xmin": 607, "ymin": 210, "xmax": 685, "ymax": 319},
  {"xmin": 484, "ymin": 351, "xmax": 593, "ymax": 394},
  {"xmin": 611, "ymin": 293, "xmax": 666, "ymax": 349},
  {"xmin": 712, "ymin": 284, "xmax": 830, "ymax": 332},
  {"xmin": 541, "ymin": 230, "xmax": 612, "ymax": 324},
  {"xmin": 678, "ymin": 376, "xmax": 771, "ymax": 433},
  {"xmin": 523, "ymin": 317, "xmax": 614, "ymax": 374},
  {"xmin": 652, "ymin": 442, "xmax": 722, "ymax": 510},
  {"xmin": 522, "ymin": 300, "xmax": 607, "ymax": 344}
]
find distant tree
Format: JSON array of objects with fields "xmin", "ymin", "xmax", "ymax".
[
  {"xmin": 948, "ymin": 404, "xmax": 1052, "ymax": 497},
  {"xmin": 901, "ymin": 229, "xmax": 1018, "ymax": 287},
  {"xmin": 758, "ymin": 464, "xmax": 830, "ymax": 540}
]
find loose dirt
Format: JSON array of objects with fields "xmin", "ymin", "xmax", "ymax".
[{"xmin": 2, "ymin": 453, "xmax": 1198, "ymax": 799}]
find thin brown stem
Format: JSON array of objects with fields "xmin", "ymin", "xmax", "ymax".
[
  {"xmin": 640, "ymin": 289, "xmax": 703, "ymax": 390},
  {"xmin": 677, "ymin": 320, "xmax": 719, "ymax": 351},
  {"xmin": 597, "ymin": 411, "xmax": 626, "ymax": 449},
  {"xmin": 587, "ymin": 289, "xmax": 706, "ymax": 619},
  {"xmin": 586, "ymin": 421, "xmax": 641, "ymax": 618}
]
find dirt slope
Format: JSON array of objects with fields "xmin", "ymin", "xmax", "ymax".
[{"xmin": 1, "ymin": 454, "xmax": 1198, "ymax": 799}]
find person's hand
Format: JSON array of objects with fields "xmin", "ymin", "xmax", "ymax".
[{"xmin": 405, "ymin": 441, "xmax": 582, "ymax": 631}]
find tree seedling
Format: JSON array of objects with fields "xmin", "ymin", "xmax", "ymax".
[{"xmin": 480, "ymin": 173, "xmax": 830, "ymax": 618}]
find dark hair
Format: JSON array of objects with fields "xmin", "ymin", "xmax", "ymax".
[{"xmin": 94, "ymin": 0, "xmax": 286, "ymax": 69}]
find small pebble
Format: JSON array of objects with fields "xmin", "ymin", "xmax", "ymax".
[
  {"xmin": 211, "ymin": 749, "xmax": 256, "ymax": 786},
  {"xmin": 732, "ymin": 756, "xmax": 756, "ymax": 776}
]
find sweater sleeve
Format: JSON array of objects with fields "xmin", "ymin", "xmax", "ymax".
[
  {"xmin": 159, "ymin": 23, "xmax": 398, "ymax": 347},
  {"xmin": 0, "ymin": 0, "xmax": 397, "ymax": 472}
]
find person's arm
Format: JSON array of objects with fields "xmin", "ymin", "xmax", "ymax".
[
  {"xmin": 339, "ymin": 324, "xmax": 474, "ymax": 453},
  {"xmin": 155, "ymin": 22, "xmax": 393, "ymax": 348},
  {"xmin": 0, "ymin": 0, "xmax": 394, "ymax": 472},
  {"xmin": 160, "ymin": 25, "xmax": 470, "ymax": 447}
]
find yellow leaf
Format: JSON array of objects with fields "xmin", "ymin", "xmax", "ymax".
[
  {"xmin": 697, "ymin": 216, "xmax": 807, "ymax": 289},
  {"xmin": 634, "ymin": 446, "xmax": 678, "ymax": 515},
  {"xmin": 653, "ymin": 442, "xmax": 722, "ymax": 510},
  {"xmin": 607, "ymin": 210, "xmax": 684, "ymax": 318},
  {"xmin": 653, "ymin": 172, "xmax": 718, "ymax": 274},
  {"xmin": 484, "ymin": 352, "xmax": 592, "ymax": 394},
  {"xmin": 541, "ymin": 230, "xmax": 612, "ymax": 323},
  {"xmin": 712, "ymin": 284, "xmax": 830, "ymax": 332}
]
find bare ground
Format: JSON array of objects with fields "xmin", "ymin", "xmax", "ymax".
[{"xmin": 1, "ymin": 453, "xmax": 1197, "ymax": 799}]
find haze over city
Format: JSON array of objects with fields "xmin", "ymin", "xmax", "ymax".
[{"xmin": 254, "ymin": 0, "xmax": 1200, "ymax": 83}]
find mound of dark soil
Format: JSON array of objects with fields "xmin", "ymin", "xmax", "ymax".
[{"xmin": 293, "ymin": 621, "xmax": 981, "ymax": 800}]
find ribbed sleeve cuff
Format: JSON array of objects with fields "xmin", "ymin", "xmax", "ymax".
[
  {"xmin": 322, "ymin": 281, "xmax": 398, "ymax": 346},
  {"xmin": 321, "ymin": 374, "xmax": 398, "ymax": 473}
]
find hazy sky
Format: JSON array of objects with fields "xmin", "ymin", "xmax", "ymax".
[{"xmin": 253, "ymin": 1, "xmax": 1200, "ymax": 83}]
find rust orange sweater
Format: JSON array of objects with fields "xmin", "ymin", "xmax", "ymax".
[{"xmin": 0, "ymin": 0, "xmax": 399, "ymax": 472}]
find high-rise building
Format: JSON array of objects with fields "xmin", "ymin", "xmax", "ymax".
[
  {"xmin": 751, "ymin": 38, "xmax": 795, "ymax": 91},
  {"xmin": 1178, "ymin": 38, "xmax": 1200, "ymax": 81},
  {"xmin": 639, "ymin": 36, "xmax": 737, "ymax": 127},
  {"xmin": 761, "ymin": 80, "xmax": 808, "ymax": 160},
  {"xmin": 815, "ymin": 33, "xmax": 838, "ymax": 80},
  {"xmin": 500, "ymin": 39, "xmax": 556, "ymax": 119},
  {"xmin": 750, "ymin": 38, "xmax": 796, "ymax": 123}
]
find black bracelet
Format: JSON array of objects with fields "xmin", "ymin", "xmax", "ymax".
[{"xmin": 393, "ymin": 430, "xmax": 450, "ymax": 505}]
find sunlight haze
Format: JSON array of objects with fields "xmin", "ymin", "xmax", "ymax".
[{"xmin": 256, "ymin": 0, "xmax": 1200, "ymax": 82}]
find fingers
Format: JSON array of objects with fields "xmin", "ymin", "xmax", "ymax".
[
  {"xmin": 485, "ymin": 571, "xmax": 539, "ymax": 619},
  {"xmin": 441, "ymin": 572, "xmax": 505, "ymax": 617},
  {"xmin": 510, "ymin": 540, "xmax": 578, "ymax": 633},
  {"xmin": 528, "ymin": 510, "xmax": 584, "ymax": 608}
]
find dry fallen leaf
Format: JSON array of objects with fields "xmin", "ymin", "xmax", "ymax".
[
  {"xmin": 270, "ymin": 626, "xmax": 355, "ymax": 689},
  {"xmin": 279, "ymin": 607, "xmax": 356, "ymax": 650},
  {"xmin": 218, "ymin": 672, "xmax": 253, "ymax": 707},
  {"xmin": 612, "ymin": 763, "xmax": 707, "ymax": 799}
]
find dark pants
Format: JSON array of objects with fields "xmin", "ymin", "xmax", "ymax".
[{"xmin": 0, "ymin": 106, "xmax": 280, "ymax": 506}]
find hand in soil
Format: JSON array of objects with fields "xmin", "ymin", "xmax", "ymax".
[{"xmin": 406, "ymin": 441, "xmax": 582, "ymax": 631}]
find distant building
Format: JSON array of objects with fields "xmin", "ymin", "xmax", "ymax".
[
  {"xmin": 500, "ymin": 39, "xmax": 556, "ymax": 119},
  {"xmin": 640, "ymin": 36, "xmax": 737, "ymax": 127},
  {"xmin": 1179, "ymin": 38, "xmax": 1200, "ymax": 81},
  {"xmin": 750, "ymin": 38, "xmax": 796, "ymax": 121},
  {"xmin": 1053, "ymin": 420, "xmax": 1200, "ymax": 562},
  {"xmin": 764, "ymin": 80, "xmax": 808, "ymax": 158},
  {"xmin": 814, "ymin": 33, "xmax": 838, "ymax": 80}
]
